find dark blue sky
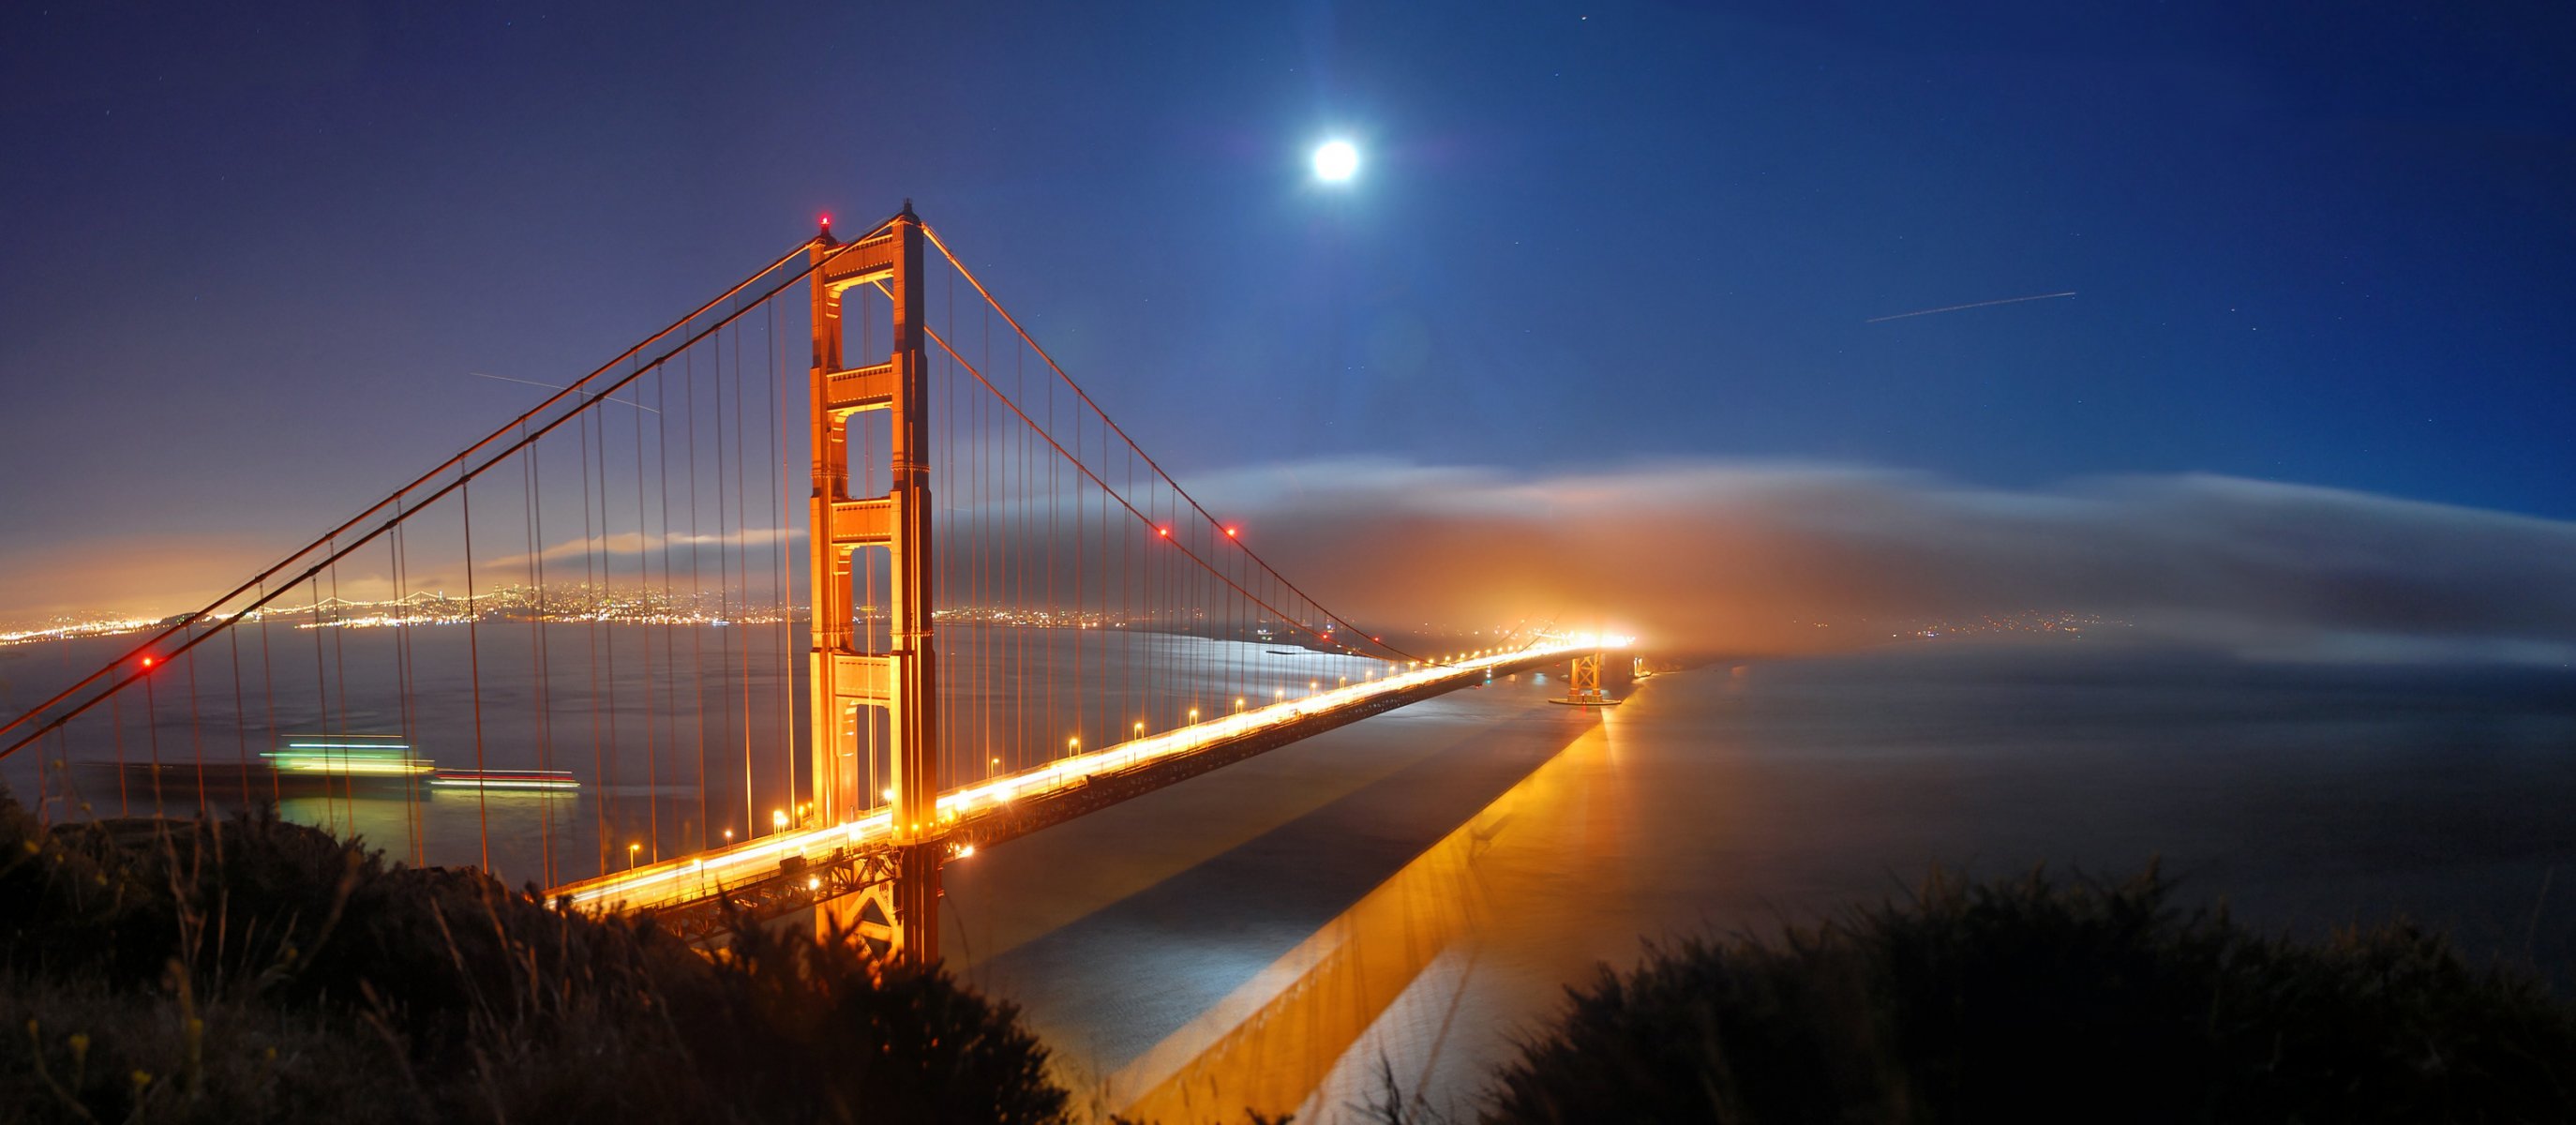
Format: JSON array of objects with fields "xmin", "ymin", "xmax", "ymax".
[{"xmin": 3, "ymin": 2, "xmax": 2572, "ymax": 611}]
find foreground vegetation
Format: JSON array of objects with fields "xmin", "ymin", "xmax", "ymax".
[
  {"xmin": 0, "ymin": 793, "xmax": 1065, "ymax": 1124},
  {"xmin": 1486, "ymin": 865, "xmax": 2576, "ymax": 1123},
  {"xmin": 7, "ymin": 789, "xmax": 2571, "ymax": 1123}
]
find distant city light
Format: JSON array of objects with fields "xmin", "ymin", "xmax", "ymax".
[{"xmin": 1313, "ymin": 140, "xmax": 1359, "ymax": 183}]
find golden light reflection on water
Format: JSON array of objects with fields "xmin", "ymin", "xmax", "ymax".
[
  {"xmin": 272, "ymin": 789, "xmax": 615, "ymax": 885},
  {"xmin": 942, "ymin": 733, "xmax": 1470, "ymax": 969},
  {"xmin": 1109, "ymin": 711, "xmax": 1632, "ymax": 1122}
]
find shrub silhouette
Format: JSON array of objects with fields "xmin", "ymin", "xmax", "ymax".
[
  {"xmin": 1487, "ymin": 866, "xmax": 2576, "ymax": 1123},
  {"xmin": 0, "ymin": 790, "xmax": 1069, "ymax": 1124},
  {"xmin": 16, "ymin": 790, "xmax": 2574, "ymax": 1123}
]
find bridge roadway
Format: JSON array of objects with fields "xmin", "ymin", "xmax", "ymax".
[{"xmin": 547, "ymin": 642, "xmax": 1593, "ymax": 936}]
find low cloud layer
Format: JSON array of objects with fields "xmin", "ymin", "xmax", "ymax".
[
  {"xmin": 10, "ymin": 458, "xmax": 2573, "ymax": 668},
  {"xmin": 1194, "ymin": 459, "xmax": 2576, "ymax": 665}
]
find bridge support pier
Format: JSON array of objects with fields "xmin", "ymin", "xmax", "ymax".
[
  {"xmin": 812, "ymin": 843, "xmax": 942, "ymax": 964},
  {"xmin": 893, "ymin": 842, "xmax": 942, "ymax": 964}
]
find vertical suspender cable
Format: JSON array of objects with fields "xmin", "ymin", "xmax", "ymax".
[
  {"xmin": 259, "ymin": 586, "xmax": 278, "ymax": 808},
  {"xmin": 185, "ymin": 636, "xmax": 205, "ymax": 818},
  {"xmin": 771, "ymin": 297, "xmax": 793, "ymax": 824},
  {"xmin": 581, "ymin": 406, "xmax": 607, "ymax": 875},
  {"xmin": 649, "ymin": 361, "xmax": 671, "ymax": 862},
  {"xmin": 463, "ymin": 480, "xmax": 490, "ymax": 873},
  {"xmin": 525, "ymin": 426, "xmax": 554, "ymax": 885},
  {"xmin": 734, "ymin": 314, "xmax": 755, "ymax": 835}
]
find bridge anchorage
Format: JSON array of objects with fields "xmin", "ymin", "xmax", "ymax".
[{"xmin": 1, "ymin": 201, "xmax": 1609, "ymax": 968}]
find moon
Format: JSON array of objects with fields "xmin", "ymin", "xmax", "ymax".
[{"xmin": 1312, "ymin": 140, "xmax": 1359, "ymax": 183}]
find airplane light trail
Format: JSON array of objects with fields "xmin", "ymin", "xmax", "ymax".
[{"xmin": 1867, "ymin": 292, "xmax": 2076, "ymax": 323}]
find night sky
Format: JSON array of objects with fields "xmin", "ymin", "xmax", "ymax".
[{"xmin": 4, "ymin": 3, "xmax": 2572, "ymax": 646}]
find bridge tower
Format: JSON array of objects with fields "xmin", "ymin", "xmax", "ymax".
[
  {"xmin": 1550, "ymin": 652, "xmax": 1620, "ymax": 707},
  {"xmin": 807, "ymin": 206, "xmax": 941, "ymax": 962}
]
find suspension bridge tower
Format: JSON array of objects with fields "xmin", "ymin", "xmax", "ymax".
[
  {"xmin": 806, "ymin": 205, "xmax": 942, "ymax": 962},
  {"xmin": 1551, "ymin": 652, "xmax": 1620, "ymax": 707}
]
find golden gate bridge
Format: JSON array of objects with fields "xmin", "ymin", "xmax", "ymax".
[{"xmin": 0, "ymin": 205, "xmax": 1612, "ymax": 964}]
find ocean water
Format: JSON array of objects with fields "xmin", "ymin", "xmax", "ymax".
[
  {"xmin": 936, "ymin": 642, "xmax": 2576, "ymax": 1121},
  {"xmin": 9, "ymin": 633, "xmax": 2573, "ymax": 1118},
  {"xmin": 0, "ymin": 622, "xmax": 1394, "ymax": 886}
]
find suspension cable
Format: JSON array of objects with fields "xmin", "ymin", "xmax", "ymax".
[
  {"xmin": 919, "ymin": 322, "xmax": 1383, "ymax": 656},
  {"xmin": 916, "ymin": 225, "xmax": 1429, "ymax": 666},
  {"xmin": 0, "ymin": 221, "xmax": 901, "ymax": 762}
]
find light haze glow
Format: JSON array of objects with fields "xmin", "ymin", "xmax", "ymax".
[{"xmin": 1312, "ymin": 140, "xmax": 1358, "ymax": 182}]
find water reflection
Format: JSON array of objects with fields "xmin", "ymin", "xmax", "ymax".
[
  {"xmin": 947, "ymin": 647, "xmax": 2576, "ymax": 1121},
  {"xmin": 1110, "ymin": 720, "xmax": 1615, "ymax": 1120}
]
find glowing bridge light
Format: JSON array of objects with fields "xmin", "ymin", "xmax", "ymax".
[
  {"xmin": 548, "ymin": 637, "xmax": 1598, "ymax": 919},
  {"xmin": 1224, "ymin": 526, "xmax": 1239, "ymax": 537}
]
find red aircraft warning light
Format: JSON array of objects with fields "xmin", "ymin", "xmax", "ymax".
[
  {"xmin": 1157, "ymin": 527, "xmax": 1171, "ymax": 537},
  {"xmin": 1224, "ymin": 526, "xmax": 1239, "ymax": 538},
  {"xmin": 141, "ymin": 655, "xmax": 155, "ymax": 668}
]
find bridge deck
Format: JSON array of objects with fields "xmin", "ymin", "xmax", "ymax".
[{"xmin": 547, "ymin": 644, "xmax": 1579, "ymax": 935}]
